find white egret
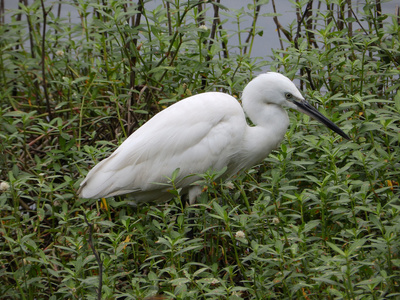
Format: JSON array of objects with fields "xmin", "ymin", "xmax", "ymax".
[{"xmin": 78, "ymin": 72, "xmax": 350, "ymax": 203}]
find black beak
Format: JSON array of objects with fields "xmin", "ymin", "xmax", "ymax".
[{"xmin": 293, "ymin": 99, "xmax": 350, "ymax": 140}]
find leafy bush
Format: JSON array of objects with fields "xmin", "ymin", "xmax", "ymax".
[{"xmin": 1, "ymin": 0, "xmax": 399, "ymax": 299}]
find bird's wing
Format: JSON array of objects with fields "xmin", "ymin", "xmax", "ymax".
[{"xmin": 79, "ymin": 92, "xmax": 245, "ymax": 199}]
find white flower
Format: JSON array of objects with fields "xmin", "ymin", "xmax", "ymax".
[
  {"xmin": 199, "ymin": 277, "xmax": 220, "ymax": 285},
  {"xmin": 199, "ymin": 25, "xmax": 208, "ymax": 31},
  {"xmin": 0, "ymin": 182, "xmax": 10, "ymax": 191},
  {"xmin": 224, "ymin": 181, "xmax": 234, "ymax": 189},
  {"xmin": 56, "ymin": 50, "xmax": 64, "ymax": 57},
  {"xmin": 272, "ymin": 217, "xmax": 280, "ymax": 224},
  {"xmin": 235, "ymin": 230, "xmax": 245, "ymax": 239},
  {"xmin": 231, "ymin": 290, "xmax": 242, "ymax": 297}
]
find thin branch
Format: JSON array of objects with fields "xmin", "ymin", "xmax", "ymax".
[
  {"xmin": 0, "ymin": 0, "xmax": 4, "ymax": 25},
  {"xmin": 347, "ymin": 0, "xmax": 352, "ymax": 38},
  {"xmin": 40, "ymin": 0, "xmax": 53, "ymax": 120},
  {"xmin": 156, "ymin": 2, "xmax": 203, "ymax": 83},
  {"xmin": 305, "ymin": 0, "xmax": 317, "ymax": 48},
  {"xmin": 83, "ymin": 213, "xmax": 103, "ymax": 300},
  {"xmin": 122, "ymin": 0, "xmax": 145, "ymax": 128},
  {"xmin": 218, "ymin": 17, "xmax": 228, "ymax": 59},
  {"xmin": 294, "ymin": 0, "xmax": 312, "ymax": 49},
  {"xmin": 349, "ymin": 7, "xmax": 368, "ymax": 35},
  {"xmin": 201, "ymin": 0, "xmax": 221, "ymax": 89},
  {"xmin": 397, "ymin": 6, "xmax": 400, "ymax": 26},
  {"xmin": 197, "ymin": 2, "xmax": 205, "ymax": 27},
  {"xmin": 375, "ymin": 0, "xmax": 383, "ymax": 31},
  {"xmin": 326, "ymin": 2, "xmax": 332, "ymax": 30},
  {"xmin": 208, "ymin": 0, "xmax": 220, "ymax": 50},
  {"xmin": 166, "ymin": 1, "xmax": 172, "ymax": 36},
  {"xmin": 294, "ymin": 0, "xmax": 315, "ymax": 91},
  {"xmin": 19, "ymin": 197, "xmax": 32, "ymax": 211},
  {"xmin": 243, "ymin": 0, "xmax": 261, "ymax": 55},
  {"xmin": 271, "ymin": 0, "xmax": 286, "ymax": 50}
]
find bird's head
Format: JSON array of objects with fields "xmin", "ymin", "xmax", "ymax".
[
  {"xmin": 242, "ymin": 72, "xmax": 350, "ymax": 140},
  {"xmin": 243, "ymin": 72, "xmax": 305, "ymax": 107}
]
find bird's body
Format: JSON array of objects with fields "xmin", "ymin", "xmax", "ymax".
[{"xmin": 79, "ymin": 72, "xmax": 349, "ymax": 203}]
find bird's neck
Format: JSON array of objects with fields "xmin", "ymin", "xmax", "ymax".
[{"xmin": 242, "ymin": 103, "xmax": 289, "ymax": 168}]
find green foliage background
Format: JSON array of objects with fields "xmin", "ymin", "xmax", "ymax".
[{"xmin": 0, "ymin": 0, "xmax": 399, "ymax": 299}]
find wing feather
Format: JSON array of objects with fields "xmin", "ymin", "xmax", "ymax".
[{"xmin": 79, "ymin": 92, "xmax": 245, "ymax": 200}]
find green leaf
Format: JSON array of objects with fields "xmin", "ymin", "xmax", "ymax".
[{"xmin": 327, "ymin": 242, "xmax": 346, "ymax": 256}]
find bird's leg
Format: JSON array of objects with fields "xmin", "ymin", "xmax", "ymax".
[{"xmin": 180, "ymin": 193, "xmax": 195, "ymax": 239}]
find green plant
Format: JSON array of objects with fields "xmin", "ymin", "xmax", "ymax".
[{"xmin": 1, "ymin": 0, "xmax": 399, "ymax": 299}]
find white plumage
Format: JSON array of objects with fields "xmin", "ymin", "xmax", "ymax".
[{"xmin": 78, "ymin": 72, "xmax": 349, "ymax": 203}]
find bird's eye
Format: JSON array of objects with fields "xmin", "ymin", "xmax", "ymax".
[{"xmin": 285, "ymin": 92, "xmax": 293, "ymax": 99}]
